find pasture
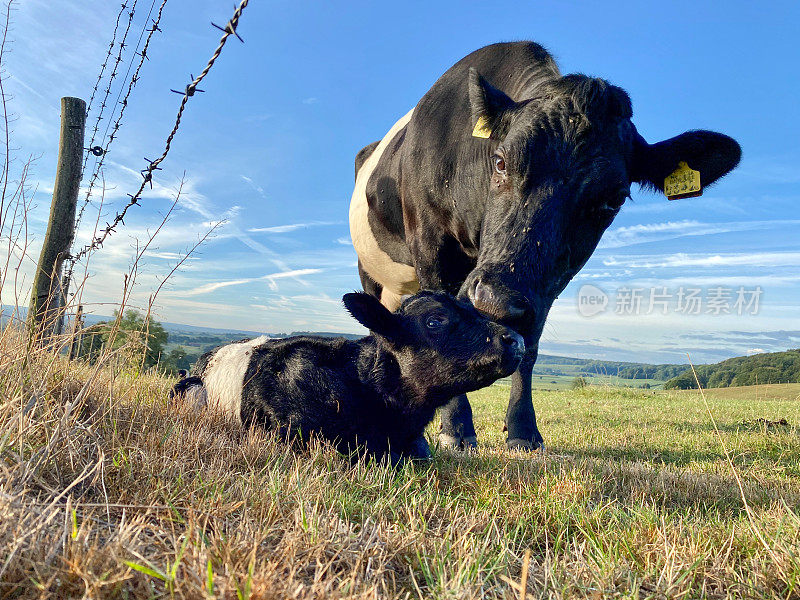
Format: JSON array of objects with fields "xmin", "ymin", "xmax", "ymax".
[
  {"xmin": 4, "ymin": 1, "xmax": 798, "ymax": 598},
  {"xmin": 2, "ymin": 347, "xmax": 799, "ymax": 599}
]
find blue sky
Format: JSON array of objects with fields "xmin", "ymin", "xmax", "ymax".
[{"xmin": 6, "ymin": 0, "xmax": 799, "ymax": 363}]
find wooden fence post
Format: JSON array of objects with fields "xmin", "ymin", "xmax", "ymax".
[
  {"xmin": 68, "ymin": 304, "xmax": 84, "ymax": 360},
  {"xmin": 28, "ymin": 97, "xmax": 86, "ymax": 343}
]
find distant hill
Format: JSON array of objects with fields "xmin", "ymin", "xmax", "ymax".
[
  {"xmin": 664, "ymin": 349, "xmax": 800, "ymax": 389},
  {"xmin": 156, "ymin": 323, "xmax": 682, "ymax": 387},
  {"xmin": 0, "ymin": 305, "xmax": 699, "ymax": 388},
  {"xmin": 534, "ymin": 355, "xmax": 687, "ymax": 378}
]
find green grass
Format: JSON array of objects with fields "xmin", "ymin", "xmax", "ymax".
[
  {"xmin": 523, "ymin": 371, "xmax": 664, "ymax": 391},
  {"xmin": 470, "ymin": 383, "xmax": 800, "ymax": 472},
  {"xmin": 677, "ymin": 382, "xmax": 800, "ymax": 403},
  {"xmin": 3, "ymin": 345, "xmax": 800, "ymax": 598}
]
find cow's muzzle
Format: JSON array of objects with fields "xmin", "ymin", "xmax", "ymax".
[{"xmin": 465, "ymin": 276, "xmax": 532, "ymax": 324}]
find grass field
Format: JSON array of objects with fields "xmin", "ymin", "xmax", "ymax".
[
  {"xmin": 525, "ymin": 371, "xmax": 664, "ymax": 391},
  {"xmin": 511, "ymin": 359, "xmax": 668, "ymax": 391},
  {"xmin": 678, "ymin": 382, "xmax": 800, "ymax": 403},
  {"xmin": 2, "ymin": 344, "xmax": 800, "ymax": 598}
]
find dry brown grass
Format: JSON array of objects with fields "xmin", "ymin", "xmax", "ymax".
[
  {"xmin": 1, "ymin": 329, "xmax": 800, "ymax": 599},
  {"xmin": 0, "ymin": 10, "xmax": 797, "ymax": 587}
]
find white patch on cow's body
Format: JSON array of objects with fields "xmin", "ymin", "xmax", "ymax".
[
  {"xmin": 349, "ymin": 109, "xmax": 420, "ymax": 310},
  {"xmin": 200, "ymin": 335, "xmax": 272, "ymax": 421}
]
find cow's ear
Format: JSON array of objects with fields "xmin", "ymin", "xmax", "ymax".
[
  {"xmin": 343, "ymin": 292, "xmax": 404, "ymax": 343},
  {"xmin": 468, "ymin": 67, "xmax": 515, "ymax": 140},
  {"xmin": 632, "ymin": 130, "xmax": 741, "ymax": 194}
]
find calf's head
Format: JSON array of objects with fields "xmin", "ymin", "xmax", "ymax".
[
  {"xmin": 343, "ymin": 291, "xmax": 524, "ymax": 397},
  {"xmin": 460, "ymin": 68, "xmax": 741, "ymax": 337}
]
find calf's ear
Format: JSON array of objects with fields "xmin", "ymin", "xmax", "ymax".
[
  {"xmin": 632, "ymin": 129, "xmax": 741, "ymax": 193},
  {"xmin": 342, "ymin": 292, "xmax": 403, "ymax": 342},
  {"xmin": 468, "ymin": 67, "xmax": 516, "ymax": 140}
]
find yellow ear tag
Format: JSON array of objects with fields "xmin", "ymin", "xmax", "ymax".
[
  {"xmin": 472, "ymin": 116, "xmax": 492, "ymax": 139},
  {"xmin": 664, "ymin": 161, "xmax": 702, "ymax": 200}
]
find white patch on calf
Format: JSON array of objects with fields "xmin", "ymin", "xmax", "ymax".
[
  {"xmin": 200, "ymin": 335, "xmax": 272, "ymax": 421},
  {"xmin": 177, "ymin": 383, "xmax": 208, "ymax": 412},
  {"xmin": 349, "ymin": 109, "xmax": 420, "ymax": 309}
]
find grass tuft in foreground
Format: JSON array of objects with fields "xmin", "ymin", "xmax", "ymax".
[{"xmin": 2, "ymin": 330, "xmax": 800, "ymax": 598}]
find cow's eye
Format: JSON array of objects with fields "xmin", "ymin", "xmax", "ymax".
[
  {"xmin": 493, "ymin": 155, "xmax": 506, "ymax": 174},
  {"xmin": 426, "ymin": 315, "xmax": 447, "ymax": 330}
]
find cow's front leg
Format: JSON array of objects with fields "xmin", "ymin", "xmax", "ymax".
[
  {"xmin": 505, "ymin": 347, "xmax": 544, "ymax": 451},
  {"xmin": 405, "ymin": 434, "xmax": 432, "ymax": 460},
  {"xmin": 409, "ymin": 233, "xmax": 478, "ymax": 451},
  {"xmin": 438, "ymin": 394, "xmax": 478, "ymax": 450}
]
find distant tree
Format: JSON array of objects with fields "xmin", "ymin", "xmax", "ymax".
[
  {"xmin": 78, "ymin": 323, "xmax": 107, "ymax": 364},
  {"xmin": 77, "ymin": 310, "xmax": 168, "ymax": 369},
  {"xmin": 665, "ymin": 350, "xmax": 800, "ymax": 389},
  {"xmin": 162, "ymin": 346, "xmax": 193, "ymax": 373}
]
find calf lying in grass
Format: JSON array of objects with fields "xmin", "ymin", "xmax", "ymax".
[{"xmin": 171, "ymin": 291, "xmax": 524, "ymax": 462}]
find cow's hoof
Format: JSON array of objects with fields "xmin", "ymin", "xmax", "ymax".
[
  {"xmin": 507, "ymin": 438, "xmax": 545, "ymax": 452},
  {"xmin": 407, "ymin": 435, "xmax": 432, "ymax": 460},
  {"xmin": 438, "ymin": 433, "xmax": 478, "ymax": 451}
]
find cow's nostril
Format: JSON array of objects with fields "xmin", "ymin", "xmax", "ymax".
[
  {"xmin": 469, "ymin": 279, "xmax": 528, "ymax": 321},
  {"xmin": 473, "ymin": 280, "xmax": 491, "ymax": 304}
]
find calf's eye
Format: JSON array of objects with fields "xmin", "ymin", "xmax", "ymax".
[
  {"xmin": 493, "ymin": 155, "xmax": 506, "ymax": 174},
  {"xmin": 426, "ymin": 316, "xmax": 446, "ymax": 329}
]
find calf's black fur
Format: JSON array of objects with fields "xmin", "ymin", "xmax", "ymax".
[{"xmin": 171, "ymin": 291, "xmax": 523, "ymax": 462}]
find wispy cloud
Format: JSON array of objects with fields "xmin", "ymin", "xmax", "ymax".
[
  {"xmin": 93, "ymin": 166, "xmax": 304, "ymax": 280},
  {"xmin": 611, "ymin": 273, "xmax": 800, "ymax": 288},
  {"xmin": 182, "ymin": 268, "xmax": 324, "ymax": 297},
  {"xmin": 240, "ymin": 175, "xmax": 266, "ymax": 199},
  {"xmin": 335, "ymin": 236, "xmax": 352, "ymax": 246},
  {"xmin": 602, "ymin": 251, "xmax": 800, "ymax": 269},
  {"xmin": 147, "ymin": 251, "xmax": 199, "ymax": 261},
  {"xmin": 600, "ymin": 219, "xmax": 800, "ymax": 249},
  {"xmin": 249, "ymin": 221, "xmax": 342, "ymax": 234},
  {"xmin": 736, "ymin": 157, "xmax": 800, "ymax": 184},
  {"xmin": 302, "ymin": 97, "xmax": 319, "ymax": 105}
]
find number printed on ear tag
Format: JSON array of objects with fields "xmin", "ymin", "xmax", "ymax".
[{"xmin": 664, "ymin": 161, "xmax": 702, "ymax": 200}]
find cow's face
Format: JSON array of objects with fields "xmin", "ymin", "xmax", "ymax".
[{"xmin": 460, "ymin": 69, "xmax": 741, "ymax": 337}]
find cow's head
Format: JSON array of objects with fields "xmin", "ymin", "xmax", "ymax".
[{"xmin": 460, "ymin": 68, "xmax": 741, "ymax": 337}]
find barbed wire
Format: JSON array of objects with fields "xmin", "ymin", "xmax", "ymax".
[
  {"xmin": 96, "ymin": 0, "xmax": 158, "ymax": 155},
  {"xmin": 70, "ymin": 0, "xmax": 249, "ymax": 266},
  {"xmin": 74, "ymin": 0, "xmax": 165, "ymax": 233},
  {"xmin": 81, "ymin": 1, "xmax": 139, "ymax": 175},
  {"xmin": 82, "ymin": 2, "xmax": 127, "ymax": 162}
]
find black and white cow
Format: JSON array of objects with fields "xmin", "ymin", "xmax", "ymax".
[
  {"xmin": 171, "ymin": 291, "xmax": 523, "ymax": 462},
  {"xmin": 349, "ymin": 41, "xmax": 741, "ymax": 452}
]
